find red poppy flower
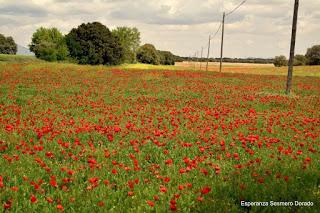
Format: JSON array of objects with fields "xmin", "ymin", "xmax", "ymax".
[
  {"xmin": 146, "ymin": 200, "xmax": 155, "ymax": 207},
  {"xmin": 57, "ymin": 204, "xmax": 64, "ymax": 211},
  {"xmin": 201, "ymin": 186, "xmax": 211, "ymax": 195},
  {"xmin": 30, "ymin": 194, "xmax": 37, "ymax": 203}
]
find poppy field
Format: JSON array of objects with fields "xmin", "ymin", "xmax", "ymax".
[{"xmin": 0, "ymin": 63, "xmax": 319, "ymax": 212}]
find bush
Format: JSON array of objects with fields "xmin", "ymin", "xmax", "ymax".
[
  {"xmin": 305, "ymin": 45, "xmax": 320, "ymax": 65},
  {"xmin": 136, "ymin": 44, "xmax": 160, "ymax": 65},
  {"xmin": 293, "ymin": 54, "xmax": 306, "ymax": 66},
  {"xmin": 29, "ymin": 27, "xmax": 69, "ymax": 61},
  {"xmin": 158, "ymin": 50, "xmax": 175, "ymax": 65},
  {"xmin": 66, "ymin": 22, "xmax": 124, "ymax": 65},
  {"xmin": 0, "ymin": 34, "xmax": 17, "ymax": 54},
  {"xmin": 273, "ymin": 55, "xmax": 287, "ymax": 67}
]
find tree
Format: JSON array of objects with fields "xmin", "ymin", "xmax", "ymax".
[
  {"xmin": 112, "ymin": 27, "xmax": 140, "ymax": 63},
  {"xmin": 0, "ymin": 34, "xmax": 17, "ymax": 54},
  {"xmin": 274, "ymin": 55, "xmax": 288, "ymax": 67},
  {"xmin": 136, "ymin": 44, "xmax": 160, "ymax": 65},
  {"xmin": 30, "ymin": 27, "xmax": 68, "ymax": 61},
  {"xmin": 66, "ymin": 22, "xmax": 124, "ymax": 65},
  {"xmin": 158, "ymin": 50, "xmax": 175, "ymax": 65},
  {"xmin": 305, "ymin": 45, "xmax": 320, "ymax": 65},
  {"xmin": 293, "ymin": 54, "xmax": 306, "ymax": 66}
]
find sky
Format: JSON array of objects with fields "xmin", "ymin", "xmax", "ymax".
[{"xmin": 0, "ymin": 0, "xmax": 319, "ymax": 58}]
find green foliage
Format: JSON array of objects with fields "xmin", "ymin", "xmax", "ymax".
[
  {"xmin": 293, "ymin": 54, "xmax": 306, "ymax": 66},
  {"xmin": 29, "ymin": 27, "xmax": 69, "ymax": 61},
  {"xmin": 66, "ymin": 22, "xmax": 124, "ymax": 65},
  {"xmin": 158, "ymin": 50, "xmax": 175, "ymax": 65},
  {"xmin": 273, "ymin": 55, "xmax": 287, "ymax": 67},
  {"xmin": 305, "ymin": 45, "xmax": 320, "ymax": 65},
  {"xmin": 0, "ymin": 34, "xmax": 17, "ymax": 54},
  {"xmin": 112, "ymin": 27, "xmax": 141, "ymax": 63},
  {"xmin": 136, "ymin": 44, "xmax": 160, "ymax": 65}
]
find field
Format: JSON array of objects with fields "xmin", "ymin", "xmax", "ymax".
[
  {"xmin": 0, "ymin": 61, "xmax": 319, "ymax": 212},
  {"xmin": 0, "ymin": 54, "xmax": 40, "ymax": 64},
  {"xmin": 175, "ymin": 61, "xmax": 320, "ymax": 77}
]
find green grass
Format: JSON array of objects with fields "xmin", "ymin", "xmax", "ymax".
[
  {"xmin": 0, "ymin": 62, "xmax": 319, "ymax": 213},
  {"xmin": 0, "ymin": 55, "xmax": 319, "ymax": 78},
  {"xmin": 0, "ymin": 54, "xmax": 40, "ymax": 64}
]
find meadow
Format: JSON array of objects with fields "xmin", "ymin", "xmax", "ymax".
[{"xmin": 0, "ymin": 60, "xmax": 319, "ymax": 212}]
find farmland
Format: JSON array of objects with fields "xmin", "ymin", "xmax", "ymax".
[
  {"xmin": 0, "ymin": 61, "xmax": 319, "ymax": 212},
  {"xmin": 175, "ymin": 61, "xmax": 320, "ymax": 77}
]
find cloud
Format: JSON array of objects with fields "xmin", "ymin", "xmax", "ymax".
[
  {"xmin": 109, "ymin": 0, "xmax": 225, "ymax": 25},
  {"xmin": 0, "ymin": 0, "xmax": 319, "ymax": 58},
  {"xmin": 0, "ymin": 1, "xmax": 47, "ymax": 17}
]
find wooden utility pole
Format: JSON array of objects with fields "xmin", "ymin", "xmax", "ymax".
[
  {"xmin": 286, "ymin": 0, "xmax": 299, "ymax": 94},
  {"xmin": 194, "ymin": 52, "xmax": 197, "ymax": 70},
  {"xmin": 206, "ymin": 35, "xmax": 211, "ymax": 71},
  {"xmin": 219, "ymin": 12, "xmax": 225, "ymax": 73},
  {"xmin": 200, "ymin": 47, "xmax": 204, "ymax": 70}
]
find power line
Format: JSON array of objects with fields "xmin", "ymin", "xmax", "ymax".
[
  {"xmin": 210, "ymin": 23, "xmax": 222, "ymax": 40},
  {"xmin": 219, "ymin": 0, "xmax": 247, "ymax": 72},
  {"xmin": 192, "ymin": 0, "xmax": 247, "ymax": 71},
  {"xmin": 225, "ymin": 0, "xmax": 247, "ymax": 17}
]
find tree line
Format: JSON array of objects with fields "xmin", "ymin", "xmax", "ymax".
[
  {"xmin": 28, "ymin": 22, "xmax": 175, "ymax": 66},
  {"xmin": 274, "ymin": 45, "xmax": 320, "ymax": 67},
  {"xmin": 1, "ymin": 24, "xmax": 319, "ymax": 67}
]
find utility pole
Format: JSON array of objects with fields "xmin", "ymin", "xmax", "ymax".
[
  {"xmin": 206, "ymin": 35, "xmax": 211, "ymax": 71},
  {"xmin": 286, "ymin": 0, "xmax": 299, "ymax": 94},
  {"xmin": 219, "ymin": 12, "xmax": 225, "ymax": 73},
  {"xmin": 194, "ymin": 52, "xmax": 197, "ymax": 70},
  {"xmin": 200, "ymin": 47, "xmax": 204, "ymax": 70}
]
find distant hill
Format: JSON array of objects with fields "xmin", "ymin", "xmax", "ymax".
[{"xmin": 17, "ymin": 44, "xmax": 34, "ymax": 56}]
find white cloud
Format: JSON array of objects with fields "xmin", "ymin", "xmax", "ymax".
[{"xmin": 0, "ymin": 0, "xmax": 319, "ymax": 57}]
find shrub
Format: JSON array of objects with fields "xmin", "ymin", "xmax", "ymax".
[
  {"xmin": 305, "ymin": 45, "xmax": 320, "ymax": 65},
  {"xmin": 158, "ymin": 50, "xmax": 175, "ymax": 65},
  {"xmin": 136, "ymin": 44, "xmax": 160, "ymax": 65},
  {"xmin": 293, "ymin": 54, "xmax": 306, "ymax": 66},
  {"xmin": 273, "ymin": 55, "xmax": 288, "ymax": 67},
  {"xmin": 0, "ymin": 34, "xmax": 17, "ymax": 55}
]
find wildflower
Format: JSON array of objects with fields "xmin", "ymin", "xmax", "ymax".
[{"xmin": 201, "ymin": 186, "xmax": 211, "ymax": 195}]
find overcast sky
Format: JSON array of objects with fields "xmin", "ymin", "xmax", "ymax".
[{"xmin": 0, "ymin": 0, "xmax": 319, "ymax": 58}]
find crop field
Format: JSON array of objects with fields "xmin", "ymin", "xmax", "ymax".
[
  {"xmin": 175, "ymin": 61, "xmax": 320, "ymax": 77},
  {"xmin": 0, "ymin": 62, "xmax": 319, "ymax": 212}
]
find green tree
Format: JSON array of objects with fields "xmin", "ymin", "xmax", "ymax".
[
  {"xmin": 158, "ymin": 50, "xmax": 175, "ymax": 65},
  {"xmin": 112, "ymin": 27, "xmax": 140, "ymax": 63},
  {"xmin": 293, "ymin": 54, "xmax": 306, "ymax": 66},
  {"xmin": 29, "ymin": 27, "xmax": 69, "ymax": 61},
  {"xmin": 66, "ymin": 22, "xmax": 124, "ymax": 65},
  {"xmin": 0, "ymin": 34, "xmax": 17, "ymax": 54},
  {"xmin": 305, "ymin": 45, "xmax": 320, "ymax": 65},
  {"xmin": 273, "ymin": 55, "xmax": 288, "ymax": 67},
  {"xmin": 136, "ymin": 44, "xmax": 160, "ymax": 65}
]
